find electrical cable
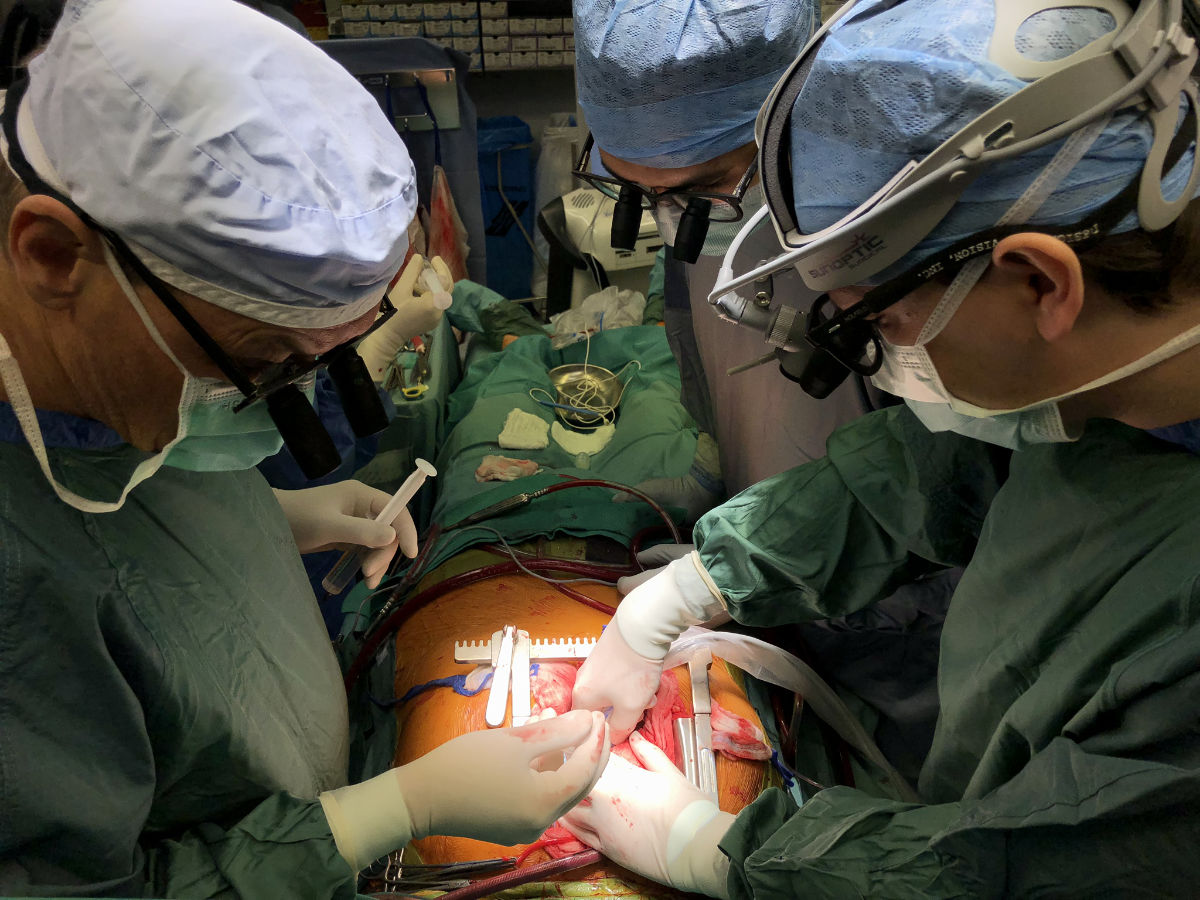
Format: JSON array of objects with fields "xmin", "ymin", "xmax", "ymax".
[
  {"xmin": 447, "ymin": 524, "xmax": 623, "ymax": 586},
  {"xmin": 537, "ymin": 477, "xmax": 682, "ymax": 544},
  {"xmin": 442, "ymin": 475, "xmax": 682, "ymax": 544}
]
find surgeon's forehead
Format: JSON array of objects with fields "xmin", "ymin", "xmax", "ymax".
[{"xmin": 182, "ymin": 291, "xmax": 379, "ymax": 359}]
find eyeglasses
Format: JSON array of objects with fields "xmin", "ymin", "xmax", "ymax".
[
  {"xmin": 1, "ymin": 75, "xmax": 395, "ymax": 479},
  {"xmin": 572, "ymin": 132, "xmax": 758, "ymax": 223},
  {"xmin": 104, "ymin": 238, "xmax": 395, "ymax": 477}
]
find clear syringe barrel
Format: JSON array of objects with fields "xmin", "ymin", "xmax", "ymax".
[{"xmin": 320, "ymin": 458, "xmax": 437, "ymax": 595}]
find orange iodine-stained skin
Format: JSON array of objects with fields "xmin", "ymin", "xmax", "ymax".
[{"xmin": 389, "ymin": 574, "xmax": 772, "ymax": 874}]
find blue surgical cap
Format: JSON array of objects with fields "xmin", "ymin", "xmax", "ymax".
[
  {"xmin": 790, "ymin": 0, "xmax": 1198, "ymax": 284},
  {"xmin": 575, "ymin": 0, "xmax": 818, "ymax": 168},
  {"xmin": 13, "ymin": 0, "xmax": 419, "ymax": 328}
]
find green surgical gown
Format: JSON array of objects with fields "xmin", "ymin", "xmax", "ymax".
[
  {"xmin": 0, "ymin": 439, "xmax": 361, "ymax": 897},
  {"xmin": 695, "ymin": 406, "xmax": 1200, "ymax": 898}
]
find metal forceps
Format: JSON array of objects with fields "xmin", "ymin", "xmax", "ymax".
[{"xmin": 402, "ymin": 336, "xmax": 431, "ymax": 400}]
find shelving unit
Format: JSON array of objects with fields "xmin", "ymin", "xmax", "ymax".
[{"xmin": 323, "ymin": 0, "xmax": 576, "ymax": 73}]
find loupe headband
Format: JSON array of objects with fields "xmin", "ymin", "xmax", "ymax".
[{"xmin": 757, "ymin": 0, "xmax": 1200, "ymax": 295}]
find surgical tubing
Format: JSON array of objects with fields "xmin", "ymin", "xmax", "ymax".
[
  {"xmin": 429, "ymin": 849, "xmax": 602, "ymax": 900},
  {"xmin": 478, "ymin": 542, "xmax": 637, "ymax": 580},
  {"xmin": 345, "ymin": 559, "xmax": 624, "ymax": 691},
  {"xmin": 447, "ymin": 478, "xmax": 682, "ymax": 545},
  {"xmin": 539, "ymin": 477, "xmax": 684, "ymax": 545},
  {"xmin": 549, "ymin": 582, "xmax": 618, "ymax": 617}
]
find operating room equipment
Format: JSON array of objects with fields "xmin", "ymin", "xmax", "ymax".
[
  {"xmin": 402, "ymin": 338, "xmax": 432, "ymax": 401},
  {"xmin": 368, "ymin": 851, "xmax": 516, "ymax": 895},
  {"xmin": 321, "ymin": 458, "xmax": 437, "ymax": 595},
  {"xmin": 687, "ymin": 648, "xmax": 718, "ymax": 802},
  {"xmin": 456, "ymin": 624, "xmax": 598, "ymax": 728},
  {"xmin": 537, "ymin": 186, "xmax": 660, "ymax": 314},
  {"xmin": 485, "ymin": 624, "xmax": 517, "ymax": 727},
  {"xmin": 510, "ymin": 629, "xmax": 532, "ymax": 726},
  {"xmin": 706, "ymin": 0, "xmax": 1200, "ymax": 399},
  {"xmin": 674, "ymin": 717, "xmax": 699, "ymax": 789},
  {"xmin": 663, "ymin": 627, "xmax": 916, "ymax": 802},
  {"xmin": 419, "ymin": 263, "xmax": 454, "ymax": 312},
  {"xmin": 541, "ymin": 362, "xmax": 632, "ymax": 428},
  {"xmin": 455, "ymin": 630, "xmax": 597, "ymax": 665}
]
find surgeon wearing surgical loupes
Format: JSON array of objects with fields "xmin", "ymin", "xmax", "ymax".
[
  {"xmin": 572, "ymin": 0, "xmax": 887, "ymax": 507},
  {"xmin": 566, "ymin": 0, "xmax": 1200, "ymax": 896},
  {"xmin": 0, "ymin": 1, "xmax": 609, "ymax": 895}
]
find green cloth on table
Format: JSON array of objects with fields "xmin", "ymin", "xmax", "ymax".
[
  {"xmin": 426, "ymin": 326, "xmax": 697, "ymax": 567},
  {"xmin": 444, "ymin": 278, "xmax": 507, "ymax": 335},
  {"xmin": 0, "ymin": 439, "xmax": 362, "ymax": 898},
  {"xmin": 694, "ymin": 406, "xmax": 1200, "ymax": 897}
]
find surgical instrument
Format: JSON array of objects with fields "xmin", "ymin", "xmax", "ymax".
[
  {"xmin": 510, "ymin": 631, "xmax": 532, "ymax": 726},
  {"xmin": 485, "ymin": 625, "xmax": 517, "ymax": 727},
  {"xmin": 402, "ymin": 336, "xmax": 431, "ymax": 400},
  {"xmin": 321, "ymin": 458, "xmax": 437, "ymax": 595},
  {"xmin": 688, "ymin": 648, "xmax": 718, "ymax": 801},
  {"xmin": 674, "ymin": 717, "xmax": 699, "ymax": 789},
  {"xmin": 458, "ymin": 628, "xmax": 594, "ymax": 728},
  {"xmin": 454, "ymin": 632, "xmax": 596, "ymax": 665}
]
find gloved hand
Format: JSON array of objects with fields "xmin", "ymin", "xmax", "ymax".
[
  {"xmin": 357, "ymin": 254, "xmax": 454, "ymax": 383},
  {"xmin": 617, "ymin": 543, "xmax": 695, "ymax": 594},
  {"xmin": 272, "ymin": 481, "xmax": 419, "ymax": 589},
  {"xmin": 319, "ymin": 709, "xmax": 610, "ymax": 871},
  {"xmin": 560, "ymin": 731, "xmax": 734, "ymax": 899},
  {"xmin": 613, "ymin": 433, "xmax": 723, "ymax": 524},
  {"xmin": 572, "ymin": 552, "xmax": 726, "ymax": 742}
]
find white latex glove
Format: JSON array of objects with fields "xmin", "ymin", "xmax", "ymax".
[
  {"xmin": 357, "ymin": 254, "xmax": 454, "ymax": 383},
  {"xmin": 617, "ymin": 543, "xmax": 696, "ymax": 594},
  {"xmin": 272, "ymin": 481, "xmax": 419, "ymax": 589},
  {"xmin": 560, "ymin": 731, "xmax": 735, "ymax": 899},
  {"xmin": 572, "ymin": 552, "xmax": 726, "ymax": 742},
  {"xmin": 319, "ymin": 709, "xmax": 610, "ymax": 872}
]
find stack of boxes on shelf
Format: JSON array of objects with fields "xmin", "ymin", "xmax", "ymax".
[
  {"xmin": 335, "ymin": 2, "xmax": 575, "ymax": 72},
  {"xmin": 480, "ymin": 12, "xmax": 575, "ymax": 71}
]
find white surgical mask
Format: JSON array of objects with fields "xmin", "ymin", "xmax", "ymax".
[
  {"xmin": 872, "ymin": 254, "xmax": 1200, "ymax": 449},
  {"xmin": 0, "ymin": 242, "xmax": 292, "ymax": 513}
]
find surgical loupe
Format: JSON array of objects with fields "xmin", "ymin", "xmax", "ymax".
[
  {"xmin": 708, "ymin": 0, "xmax": 1200, "ymax": 398},
  {"xmin": 1, "ymin": 76, "xmax": 396, "ymax": 480}
]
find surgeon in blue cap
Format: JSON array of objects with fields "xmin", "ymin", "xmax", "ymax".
[
  {"xmin": 573, "ymin": 0, "xmax": 880, "ymax": 500},
  {"xmin": 0, "ymin": 0, "xmax": 608, "ymax": 895},
  {"xmin": 567, "ymin": 0, "xmax": 1200, "ymax": 896}
]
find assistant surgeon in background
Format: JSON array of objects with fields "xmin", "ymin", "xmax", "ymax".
[
  {"xmin": 567, "ymin": 0, "xmax": 1200, "ymax": 895},
  {"xmin": 0, "ymin": 1, "xmax": 607, "ymax": 895},
  {"xmin": 573, "ymin": 0, "xmax": 876, "ymax": 500}
]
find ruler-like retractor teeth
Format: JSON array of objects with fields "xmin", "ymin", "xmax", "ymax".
[
  {"xmin": 453, "ymin": 639, "xmax": 494, "ymax": 664},
  {"xmin": 455, "ymin": 635, "xmax": 598, "ymax": 665}
]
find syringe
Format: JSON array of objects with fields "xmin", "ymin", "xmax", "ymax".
[
  {"xmin": 321, "ymin": 458, "xmax": 438, "ymax": 595},
  {"xmin": 419, "ymin": 263, "xmax": 454, "ymax": 312}
]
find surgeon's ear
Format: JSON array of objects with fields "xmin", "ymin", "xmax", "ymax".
[
  {"xmin": 992, "ymin": 233, "xmax": 1085, "ymax": 343},
  {"xmin": 8, "ymin": 195, "xmax": 106, "ymax": 310}
]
